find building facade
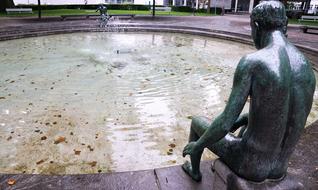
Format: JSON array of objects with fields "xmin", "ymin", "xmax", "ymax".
[{"xmin": 289, "ymin": 0, "xmax": 318, "ymax": 14}]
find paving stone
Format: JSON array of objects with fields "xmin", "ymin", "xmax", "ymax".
[{"xmin": 0, "ymin": 170, "xmax": 159, "ymax": 190}]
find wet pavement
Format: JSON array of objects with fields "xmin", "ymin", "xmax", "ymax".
[{"xmin": 0, "ymin": 15, "xmax": 317, "ymax": 50}]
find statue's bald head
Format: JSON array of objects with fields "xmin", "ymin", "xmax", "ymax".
[{"xmin": 251, "ymin": 0, "xmax": 287, "ymax": 32}]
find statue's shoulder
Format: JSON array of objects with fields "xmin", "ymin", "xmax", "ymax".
[
  {"xmin": 235, "ymin": 50, "xmax": 278, "ymax": 78},
  {"xmin": 242, "ymin": 48, "xmax": 280, "ymax": 68},
  {"xmin": 238, "ymin": 51, "xmax": 267, "ymax": 67}
]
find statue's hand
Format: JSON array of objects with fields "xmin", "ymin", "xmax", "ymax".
[{"xmin": 182, "ymin": 142, "xmax": 201, "ymax": 157}]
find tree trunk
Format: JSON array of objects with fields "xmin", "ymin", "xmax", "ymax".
[
  {"xmin": 207, "ymin": 0, "xmax": 211, "ymax": 13},
  {"xmin": 0, "ymin": 0, "xmax": 15, "ymax": 12},
  {"xmin": 304, "ymin": 0, "xmax": 311, "ymax": 13},
  {"xmin": 38, "ymin": 0, "xmax": 41, "ymax": 19}
]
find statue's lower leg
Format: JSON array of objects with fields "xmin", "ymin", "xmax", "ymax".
[
  {"xmin": 182, "ymin": 149, "xmax": 203, "ymax": 182},
  {"xmin": 182, "ymin": 123, "xmax": 204, "ymax": 182}
]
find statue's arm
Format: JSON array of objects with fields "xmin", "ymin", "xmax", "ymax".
[
  {"xmin": 195, "ymin": 57, "xmax": 252, "ymax": 150},
  {"xmin": 230, "ymin": 113, "xmax": 248, "ymax": 133}
]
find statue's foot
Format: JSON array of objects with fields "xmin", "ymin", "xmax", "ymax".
[{"xmin": 182, "ymin": 161, "xmax": 202, "ymax": 182}]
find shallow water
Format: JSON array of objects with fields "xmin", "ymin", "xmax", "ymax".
[{"xmin": 0, "ymin": 32, "xmax": 317, "ymax": 174}]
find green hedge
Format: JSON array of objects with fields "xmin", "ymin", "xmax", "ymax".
[
  {"xmin": 172, "ymin": 6, "xmax": 222, "ymax": 14},
  {"xmin": 171, "ymin": 6, "xmax": 193, "ymax": 12},
  {"xmin": 18, "ymin": 4, "xmax": 150, "ymax": 11}
]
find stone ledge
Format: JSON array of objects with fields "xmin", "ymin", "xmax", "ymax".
[{"xmin": 211, "ymin": 159, "xmax": 304, "ymax": 190}]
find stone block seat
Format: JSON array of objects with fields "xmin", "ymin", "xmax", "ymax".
[{"xmin": 211, "ymin": 159, "xmax": 304, "ymax": 190}]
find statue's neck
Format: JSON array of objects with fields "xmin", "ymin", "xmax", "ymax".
[{"xmin": 261, "ymin": 30, "xmax": 286, "ymax": 49}]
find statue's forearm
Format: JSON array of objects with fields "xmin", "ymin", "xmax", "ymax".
[
  {"xmin": 195, "ymin": 103, "xmax": 247, "ymax": 150},
  {"xmin": 230, "ymin": 113, "xmax": 248, "ymax": 132}
]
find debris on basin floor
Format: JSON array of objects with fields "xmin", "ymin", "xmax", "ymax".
[
  {"xmin": 36, "ymin": 160, "xmax": 45, "ymax": 165},
  {"xmin": 54, "ymin": 136, "xmax": 66, "ymax": 144},
  {"xmin": 74, "ymin": 149, "xmax": 81, "ymax": 155}
]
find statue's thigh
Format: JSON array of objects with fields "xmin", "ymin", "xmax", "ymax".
[
  {"xmin": 207, "ymin": 134, "xmax": 241, "ymax": 165},
  {"xmin": 191, "ymin": 116, "xmax": 211, "ymax": 136}
]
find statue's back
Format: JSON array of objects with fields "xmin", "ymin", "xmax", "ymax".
[
  {"xmin": 268, "ymin": 43, "xmax": 316, "ymax": 178},
  {"xmin": 237, "ymin": 41, "xmax": 316, "ymax": 180}
]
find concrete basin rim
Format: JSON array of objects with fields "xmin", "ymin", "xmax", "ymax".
[{"xmin": 0, "ymin": 24, "xmax": 317, "ymax": 54}]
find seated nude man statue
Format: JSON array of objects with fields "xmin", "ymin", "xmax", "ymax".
[{"xmin": 182, "ymin": 0, "xmax": 316, "ymax": 182}]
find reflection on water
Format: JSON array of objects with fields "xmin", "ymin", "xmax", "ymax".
[{"xmin": 0, "ymin": 32, "xmax": 316, "ymax": 174}]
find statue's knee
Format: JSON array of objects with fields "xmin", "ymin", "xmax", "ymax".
[
  {"xmin": 191, "ymin": 116, "xmax": 207, "ymax": 129},
  {"xmin": 191, "ymin": 116, "xmax": 200, "ymax": 126}
]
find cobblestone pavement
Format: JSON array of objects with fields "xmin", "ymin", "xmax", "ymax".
[{"xmin": 0, "ymin": 14, "xmax": 317, "ymax": 50}]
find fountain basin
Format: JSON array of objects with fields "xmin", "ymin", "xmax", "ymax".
[{"xmin": 0, "ymin": 32, "xmax": 317, "ymax": 174}]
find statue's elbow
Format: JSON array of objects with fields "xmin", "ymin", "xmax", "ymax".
[{"xmin": 222, "ymin": 125, "xmax": 231, "ymax": 134}]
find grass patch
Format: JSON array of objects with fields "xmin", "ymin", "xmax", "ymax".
[
  {"xmin": 289, "ymin": 18, "xmax": 318, "ymax": 27},
  {"xmin": 0, "ymin": 9, "xmax": 215, "ymax": 17},
  {"xmin": 0, "ymin": 9, "xmax": 95, "ymax": 17}
]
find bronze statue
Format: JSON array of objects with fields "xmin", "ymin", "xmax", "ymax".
[
  {"xmin": 182, "ymin": 0, "xmax": 316, "ymax": 182},
  {"xmin": 96, "ymin": 4, "xmax": 110, "ymax": 27},
  {"xmin": 96, "ymin": 4, "xmax": 107, "ymax": 16}
]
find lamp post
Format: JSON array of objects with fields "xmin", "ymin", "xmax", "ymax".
[
  {"xmin": 38, "ymin": 0, "xmax": 41, "ymax": 19},
  {"xmin": 222, "ymin": 0, "xmax": 225, "ymax": 15},
  {"xmin": 152, "ymin": 0, "xmax": 155, "ymax": 17}
]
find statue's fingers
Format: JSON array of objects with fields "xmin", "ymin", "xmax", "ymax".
[
  {"xmin": 182, "ymin": 148, "xmax": 189, "ymax": 157},
  {"xmin": 182, "ymin": 149, "xmax": 186, "ymax": 157}
]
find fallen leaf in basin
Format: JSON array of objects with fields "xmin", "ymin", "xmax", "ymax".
[
  {"xmin": 54, "ymin": 136, "xmax": 66, "ymax": 144},
  {"xmin": 36, "ymin": 159, "xmax": 45, "ymax": 165},
  {"xmin": 87, "ymin": 145, "xmax": 94, "ymax": 151},
  {"xmin": 74, "ymin": 149, "xmax": 81, "ymax": 155},
  {"xmin": 88, "ymin": 161, "xmax": 97, "ymax": 167}
]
